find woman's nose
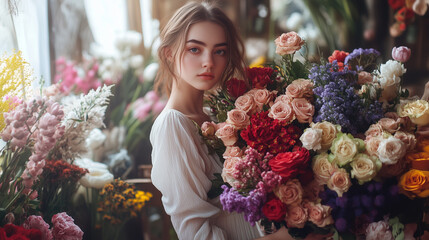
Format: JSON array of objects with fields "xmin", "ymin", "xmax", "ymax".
[{"xmin": 202, "ymin": 53, "xmax": 214, "ymax": 68}]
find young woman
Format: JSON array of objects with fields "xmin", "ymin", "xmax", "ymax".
[{"xmin": 150, "ymin": 1, "xmax": 331, "ymax": 239}]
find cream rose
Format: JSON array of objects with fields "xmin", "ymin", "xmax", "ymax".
[
  {"xmin": 285, "ymin": 205, "xmax": 308, "ymax": 229},
  {"xmin": 268, "ymin": 101, "xmax": 295, "ymax": 122},
  {"xmin": 329, "ymin": 133, "xmax": 361, "ymax": 167},
  {"xmin": 397, "ymin": 100, "xmax": 429, "ymax": 126},
  {"xmin": 235, "ymin": 94, "xmax": 256, "ymax": 115},
  {"xmin": 300, "ymin": 128, "xmax": 323, "ymax": 151},
  {"xmin": 306, "ymin": 202, "xmax": 334, "ymax": 228},
  {"xmin": 215, "ymin": 124, "xmax": 238, "ymax": 146},
  {"xmin": 274, "ymin": 31, "xmax": 305, "ymax": 56},
  {"xmin": 377, "ymin": 135, "xmax": 406, "ymax": 165},
  {"xmin": 312, "ymin": 153, "xmax": 338, "ymax": 185},
  {"xmin": 327, "ymin": 168, "xmax": 352, "ymax": 197},
  {"xmin": 350, "ymin": 153, "xmax": 381, "ymax": 184},
  {"xmin": 226, "ymin": 109, "xmax": 250, "ymax": 130},
  {"xmin": 274, "ymin": 179, "xmax": 303, "ymax": 206},
  {"xmin": 291, "ymin": 98, "xmax": 314, "ymax": 123},
  {"xmin": 311, "ymin": 121, "xmax": 339, "ymax": 151}
]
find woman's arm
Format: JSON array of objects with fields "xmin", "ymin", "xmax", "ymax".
[{"xmin": 256, "ymin": 226, "xmax": 333, "ymax": 240}]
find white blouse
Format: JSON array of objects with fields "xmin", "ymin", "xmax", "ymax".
[{"xmin": 150, "ymin": 109, "xmax": 262, "ymax": 240}]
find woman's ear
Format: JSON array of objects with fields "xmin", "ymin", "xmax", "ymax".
[{"xmin": 164, "ymin": 47, "xmax": 173, "ymax": 62}]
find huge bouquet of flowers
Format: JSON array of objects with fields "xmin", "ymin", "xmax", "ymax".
[{"xmin": 202, "ymin": 31, "xmax": 429, "ymax": 239}]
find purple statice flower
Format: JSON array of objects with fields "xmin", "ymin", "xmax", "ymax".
[
  {"xmin": 220, "ymin": 185, "xmax": 266, "ymax": 225},
  {"xmin": 309, "ymin": 61, "xmax": 383, "ymax": 134},
  {"xmin": 344, "ymin": 48, "xmax": 381, "ymax": 72}
]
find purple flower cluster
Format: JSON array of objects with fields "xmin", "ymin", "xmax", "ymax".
[
  {"xmin": 344, "ymin": 48, "xmax": 380, "ymax": 72},
  {"xmin": 220, "ymin": 185, "xmax": 266, "ymax": 225},
  {"xmin": 309, "ymin": 62, "xmax": 383, "ymax": 134},
  {"xmin": 319, "ymin": 178, "xmax": 414, "ymax": 235}
]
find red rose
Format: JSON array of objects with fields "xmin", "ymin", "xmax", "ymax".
[
  {"xmin": 246, "ymin": 67, "xmax": 274, "ymax": 89},
  {"xmin": 262, "ymin": 195, "xmax": 287, "ymax": 221},
  {"xmin": 388, "ymin": 0, "xmax": 405, "ymax": 10},
  {"xmin": 328, "ymin": 50, "xmax": 349, "ymax": 71},
  {"xmin": 226, "ymin": 78, "xmax": 247, "ymax": 99},
  {"xmin": 269, "ymin": 146, "xmax": 311, "ymax": 182}
]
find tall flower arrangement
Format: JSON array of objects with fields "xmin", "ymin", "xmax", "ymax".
[{"xmin": 203, "ymin": 31, "xmax": 429, "ymax": 238}]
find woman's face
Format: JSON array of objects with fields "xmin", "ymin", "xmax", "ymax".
[{"xmin": 174, "ymin": 21, "xmax": 228, "ymax": 92}]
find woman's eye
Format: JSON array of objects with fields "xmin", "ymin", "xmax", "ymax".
[
  {"xmin": 189, "ymin": 48, "xmax": 199, "ymax": 53},
  {"xmin": 215, "ymin": 49, "xmax": 226, "ymax": 55}
]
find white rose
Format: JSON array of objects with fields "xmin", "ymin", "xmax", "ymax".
[
  {"xmin": 377, "ymin": 136, "xmax": 406, "ymax": 165},
  {"xmin": 300, "ymin": 128, "xmax": 323, "ymax": 151},
  {"xmin": 75, "ymin": 158, "xmax": 113, "ymax": 189}
]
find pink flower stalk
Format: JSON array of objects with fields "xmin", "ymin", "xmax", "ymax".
[
  {"xmin": 24, "ymin": 215, "xmax": 53, "ymax": 240},
  {"xmin": 392, "ymin": 46, "xmax": 411, "ymax": 62},
  {"xmin": 51, "ymin": 212, "xmax": 84, "ymax": 240}
]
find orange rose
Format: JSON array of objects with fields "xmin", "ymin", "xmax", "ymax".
[{"xmin": 399, "ymin": 169, "xmax": 429, "ymax": 198}]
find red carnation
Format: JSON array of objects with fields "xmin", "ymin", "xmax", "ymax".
[
  {"xmin": 269, "ymin": 146, "xmax": 311, "ymax": 182},
  {"xmin": 246, "ymin": 67, "xmax": 274, "ymax": 89},
  {"xmin": 240, "ymin": 111, "xmax": 302, "ymax": 155},
  {"xmin": 328, "ymin": 50, "xmax": 349, "ymax": 71},
  {"xmin": 262, "ymin": 195, "xmax": 287, "ymax": 222},
  {"xmin": 225, "ymin": 78, "xmax": 247, "ymax": 99}
]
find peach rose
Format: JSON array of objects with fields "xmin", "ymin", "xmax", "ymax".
[
  {"xmin": 285, "ymin": 79, "xmax": 314, "ymax": 100},
  {"xmin": 357, "ymin": 71, "xmax": 373, "ymax": 85},
  {"xmin": 312, "ymin": 153, "xmax": 338, "ymax": 185},
  {"xmin": 365, "ymin": 135, "xmax": 383, "ymax": 157},
  {"xmin": 377, "ymin": 136, "xmax": 406, "ymax": 165},
  {"xmin": 285, "ymin": 205, "xmax": 308, "ymax": 228},
  {"xmin": 253, "ymin": 89, "xmax": 275, "ymax": 112},
  {"xmin": 311, "ymin": 121, "xmax": 339, "ymax": 151},
  {"xmin": 291, "ymin": 98, "xmax": 314, "ymax": 123},
  {"xmin": 327, "ymin": 168, "xmax": 352, "ymax": 197},
  {"xmin": 223, "ymin": 146, "xmax": 244, "ymax": 160},
  {"xmin": 394, "ymin": 131, "xmax": 416, "ymax": 151},
  {"xmin": 201, "ymin": 121, "xmax": 217, "ymax": 137},
  {"xmin": 274, "ymin": 32, "xmax": 305, "ymax": 56},
  {"xmin": 235, "ymin": 94, "xmax": 256, "ymax": 115},
  {"xmin": 399, "ymin": 169, "xmax": 429, "ymax": 198},
  {"xmin": 215, "ymin": 123, "xmax": 238, "ymax": 146},
  {"xmin": 274, "ymin": 179, "xmax": 303, "ymax": 206},
  {"xmin": 300, "ymin": 128, "xmax": 323, "ymax": 151},
  {"xmin": 268, "ymin": 101, "xmax": 295, "ymax": 122},
  {"xmin": 303, "ymin": 180, "xmax": 324, "ymax": 202},
  {"xmin": 378, "ymin": 118, "xmax": 399, "ymax": 133},
  {"xmin": 221, "ymin": 157, "xmax": 241, "ymax": 188},
  {"xmin": 226, "ymin": 109, "xmax": 250, "ymax": 130},
  {"xmin": 398, "ymin": 100, "xmax": 429, "ymax": 126},
  {"xmin": 365, "ymin": 123, "xmax": 383, "ymax": 139},
  {"xmin": 350, "ymin": 153, "xmax": 381, "ymax": 184},
  {"xmin": 306, "ymin": 202, "xmax": 334, "ymax": 228},
  {"xmin": 274, "ymin": 94, "xmax": 290, "ymax": 104}
]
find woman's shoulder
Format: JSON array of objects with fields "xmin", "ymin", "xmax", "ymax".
[{"xmin": 151, "ymin": 108, "xmax": 197, "ymax": 137}]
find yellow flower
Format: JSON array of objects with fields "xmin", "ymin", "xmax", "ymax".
[
  {"xmin": 0, "ymin": 51, "xmax": 32, "ymax": 131},
  {"xmin": 398, "ymin": 100, "xmax": 429, "ymax": 126},
  {"xmin": 399, "ymin": 169, "xmax": 429, "ymax": 198}
]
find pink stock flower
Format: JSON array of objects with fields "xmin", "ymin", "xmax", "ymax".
[
  {"xmin": 392, "ymin": 46, "xmax": 411, "ymax": 62},
  {"xmin": 51, "ymin": 212, "xmax": 83, "ymax": 240},
  {"xmin": 24, "ymin": 215, "xmax": 53, "ymax": 240}
]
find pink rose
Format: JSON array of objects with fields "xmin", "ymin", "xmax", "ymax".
[
  {"xmin": 268, "ymin": 101, "xmax": 295, "ymax": 122},
  {"xmin": 226, "ymin": 109, "xmax": 250, "ymax": 130},
  {"xmin": 311, "ymin": 121, "xmax": 339, "ymax": 151},
  {"xmin": 223, "ymin": 146, "xmax": 244, "ymax": 160},
  {"xmin": 377, "ymin": 136, "xmax": 406, "ymax": 165},
  {"xmin": 378, "ymin": 118, "xmax": 399, "ymax": 133},
  {"xmin": 303, "ymin": 180, "xmax": 324, "ymax": 202},
  {"xmin": 285, "ymin": 79, "xmax": 314, "ymax": 100},
  {"xmin": 300, "ymin": 128, "xmax": 323, "ymax": 151},
  {"xmin": 392, "ymin": 46, "xmax": 411, "ymax": 63},
  {"xmin": 365, "ymin": 123, "xmax": 383, "ymax": 139},
  {"xmin": 274, "ymin": 94, "xmax": 290, "ymax": 104},
  {"xmin": 291, "ymin": 98, "xmax": 314, "ymax": 123},
  {"xmin": 365, "ymin": 136, "xmax": 383, "ymax": 157},
  {"xmin": 274, "ymin": 179, "xmax": 303, "ymax": 206},
  {"xmin": 357, "ymin": 71, "xmax": 373, "ymax": 85},
  {"xmin": 51, "ymin": 212, "xmax": 84, "ymax": 240},
  {"xmin": 221, "ymin": 157, "xmax": 241, "ymax": 187},
  {"xmin": 235, "ymin": 94, "xmax": 256, "ymax": 115},
  {"xmin": 365, "ymin": 220, "xmax": 394, "ymax": 240},
  {"xmin": 306, "ymin": 202, "xmax": 334, "ymax": 228},
  {"xmin": 215, "ymin": 124, "xmax": 238, "ymax": 146},
  {"xmin": 394, "ymin": 131, "xmax": 416, "ymax": 151},
  {"xmin": 327, "ymin": 168, "xmax": 352, "ymax": 197},
  {"xmin": 201, "ymin": 121, "xmax": 217, "ymax": 137},
  {"xmin": 285, "ymin": 205, "xmax": 308, "ymax": 228},
  {"xmin": 274, "ymin": 32, "xmax": 305, "ymax": 55},
  {"xmin": 253, "ymin": 89, "xmax": 275, "ymax": 111}
]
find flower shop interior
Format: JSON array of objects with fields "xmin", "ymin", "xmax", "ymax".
[{"xmin": 1, "ymin": 0, "xmax": 429, "ymax": 239}]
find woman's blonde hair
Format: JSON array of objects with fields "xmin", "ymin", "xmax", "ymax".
[{"xmin": 154, "ymin": 1, "xmax": 246, "ymax": 97}]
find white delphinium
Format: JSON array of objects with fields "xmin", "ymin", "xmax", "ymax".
[{"xmin": 55, "ymin": 85, "xmax": 113, "ymax": 160}]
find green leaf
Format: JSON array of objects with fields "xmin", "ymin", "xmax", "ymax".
[{"xmin": 207, "ymin": 173, "xmax": 228, "ymax": 199}]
